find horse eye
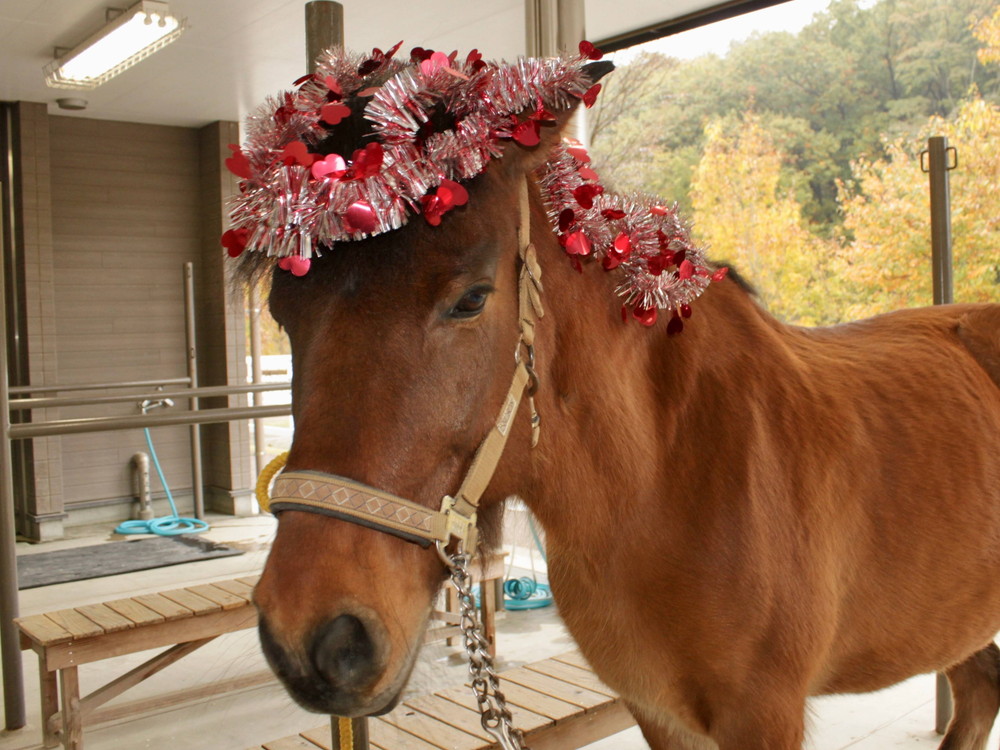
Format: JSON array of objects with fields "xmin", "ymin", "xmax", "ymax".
[{"xmin": 449, "ymin": 286, "xmax": 492, "ymax": 319}]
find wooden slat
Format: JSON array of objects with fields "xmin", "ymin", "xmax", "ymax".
[
  {"xmin": 299, "ymin": 725, "xmax": 336, "ymax": 749},
  {"xmin": 366, "ymin": 719, "xmax": 443, "ymax": 750},
  {"xmin": 104, "ymin": 598, "xmax": 165, "ymax": 627},
  {"xmin": 498, "ymin": 667, "xmax": 608, "ymax": 710},
  {"xmin": 74, "ymin": 603, "xmax": 133, "ymax": 634},
  {"xmin": 212, "ymin": 579, "xmax": 255, "ymax": 603},
  {"xmin": 15, "ymin": 614, "xmax": 74, "ymax": 647},
  {"xmin": 551, "ymin": 650, "xmax": 589, "ymax": 670},
  {"xmin": 381, "ymin": 703, "xmax": 487, "ymax": 750},
  {"xmin": 132, "ymin": 593, "xmax": 193, "ymax": 622},
  {"xmin": 481, "ymin": 679, "xmax": 580, "ymax": 721},
  {"xmin": 260, "ymin": 735, "xmax": 326, "ymax": 750},
  {"xmin": 237, "ymin": 574, "xmax": 262, "ymax": 588},
  {"xmin": 435, "ymin": 685, "xmax": 551, "ymax": 734},
  {"xmin": 405, "ymin": 694, "xmax": 492, "ymax": 742},
  {"xmin": 526, "ymin": 659, "xmax": 617, "ymax": 697},
  {"xmin": 187, "ymin": 583, "xmax": 247, "ymax": 610},
  {"xmin": 45, "ymin": 608, "xmax": 104, "ymax": 640},
  {"xmin": 159, "ymin": 587, "xmax": 220, "ymax": 615}
]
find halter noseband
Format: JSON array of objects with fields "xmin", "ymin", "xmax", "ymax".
[{"xmin": 262, "ymin": 180, "xmax": 542, "ymax": 560}]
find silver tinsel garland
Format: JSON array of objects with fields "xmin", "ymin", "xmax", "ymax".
[{"xmin": 225, "ymin": 44, "xmax": 725, "ymax": 327}]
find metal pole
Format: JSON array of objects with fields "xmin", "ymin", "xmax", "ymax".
[
  {"xmin": 9, "ymin": 404, "xmax": 291, "ymax": 440},
  {"xmin": 8, "ymin": 376, "xmax": 191, "ymax": 396},
  {"xmin": 0, "ymin": 182, "xmax": 25, "ymax": 730},
  {"xmin": 923, "ymin": 136, "xmax": 956, "ymax": 306},
  {"xmin": 305, "ymin": 1, "xmax": 344, "ymax": 74},
  {"xmin": 923, "ymin": 135, "xmax": 957, "ymax": 734},
  {"xmin": 249, "ymin": 286, "xmax": 266, "ymax": 474},
  {"xmin": 9, "ymin": 382, "xmax": 289, "ymax": 411},
  {"xmin": 184, "ymin": 263, "xmax": 205, "ymax": 520}
]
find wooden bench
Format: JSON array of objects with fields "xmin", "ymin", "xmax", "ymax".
[
  {"xmin": 251, "ymin": 651, "xmax": 634, "ymax": 750},
  {"xmin": 15, "ymin": 554, "xmax": 505, "ymax": 750}
]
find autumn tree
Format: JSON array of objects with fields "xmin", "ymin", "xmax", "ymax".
[
  {"xmin": 690, "ymin": 113, "xmax": 845, "ymax": 325},
  {"xmin": 838, "ymin": 95, "xmax": 1000, "ymax": 317}
]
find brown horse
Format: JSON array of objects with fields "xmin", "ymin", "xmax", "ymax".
[{"xmin": 243, "ymin": 62, "xmax": 1000, "ymax": 749}]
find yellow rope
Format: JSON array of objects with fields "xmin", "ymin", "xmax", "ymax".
[
  {"xmin": 255, "ymin": 451, "xmax": 288, "ymax": 513},
  {"xmin": 337, "ymin": 716, "xmax": 353, "ymax": 748}
]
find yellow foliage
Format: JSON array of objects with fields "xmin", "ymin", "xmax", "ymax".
[
  {"xmin": 838, "ymin": 96, "xmax": 1000, "ymax": 317},
  {"xmin": 690, "ymin": 113, "xmax": 844, "ymax": 326},
  {"xmin": 975, "ymin": 5, "xmax": 1000, "ymax": 65}
]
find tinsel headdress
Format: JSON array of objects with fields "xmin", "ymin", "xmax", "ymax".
[{"xmin": 224, "ymin": 42, "xmax": 726, "ymax": 330}]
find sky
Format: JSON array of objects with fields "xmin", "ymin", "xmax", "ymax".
[{"xmin": 610, "ymin": 0, "xmax": 833, "ymax": 63}]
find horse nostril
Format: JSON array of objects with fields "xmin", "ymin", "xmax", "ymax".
[{"xmin": 311, "ymin": 614, "xmax": 378, "ymax": 689}]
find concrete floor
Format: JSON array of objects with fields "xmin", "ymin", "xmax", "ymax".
[{"xmin": 0, "ymin": 513, "xmax": 995, "ymax": 750}]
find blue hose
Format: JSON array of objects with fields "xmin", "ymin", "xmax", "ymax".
[{"xmin": 115, "ymin": 428, "xmax": 209, "ymax": 536}]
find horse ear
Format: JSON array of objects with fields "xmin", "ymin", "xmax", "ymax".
[{"xmin": 503, "ymin": 60, "xmax": 615, "ymax": 175}]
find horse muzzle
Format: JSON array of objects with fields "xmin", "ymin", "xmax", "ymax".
[{"xmin": 258, "ymin": 608, "xmax": 409, "ymax": 717}]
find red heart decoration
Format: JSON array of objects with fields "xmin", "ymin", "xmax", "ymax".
[
  {"xmin": 712, "ymin": 267, "xmax": 730, "ymax": 282},
  {"xmin": 321, "ymin": 102, "xmax": 351, "ymax": 125},
  {"xmin": 558, "ymin": 208, "xmax": 575, "ymax": 232},
  {"xmin": 221, "ymin": 228, "xmax": 249, "ymax": 258},
  {"xmin": 277, "ymin": 257, "xmax": 293, "ymax": 271},
  {"xmin": 582, "ymin": 84, "xmax": 601, "ymax": 108},
  {"xmin": 280, "ymin": 141, "xmax": 316, "ymax": 167},
  {"xmin": 512, "ymin": 119, "xmax": 541, "ymax": 146},
  {"xmin": 225, "ymin": 145, "xmax": 251, "ymax": 179},
  {"xmin": 564, "ymin": 230, "xmax": 591, "ymax": 256},
  {"xmin": 650, "ymin": 205, "xmax": 669, "ymax": 217},
  {"xmin": 579, "ymin": 41, "xmax": 604, "ymax": 60},
  {"xmin": 344, "ymin": 201, "xmax": 377, "ymax": 233},
  {"xmin": 311, "ymin": 153, "xmax": 348, "ymax": 181},
  {"xmin": 633, "ymin": 305, "xmax": 658, "ymax": 327},
  {"xmin": 573, "ymin": 184, "xmax": 603, "ymax": 209},
  {"xmin": 288, "ymin": 256, "xmax": 311, "ymax": 277},
  {"xmin": 678, "ymin": 259, "xmax": 695, "ymax": 280},
  {"xmin": 438, "ymin": 179, "xmax": 469, "ymax": 207},
  {"xmin": 667, "ymin": 315, "xmax": 684, "ymax": 335},
  {"xmin": 564, "ymin": 141, "xmax": 590, "ymax": 163}
]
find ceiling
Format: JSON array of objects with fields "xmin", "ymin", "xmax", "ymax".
[{"xmin": 0, "ymin": 0, "xmax": 768, "ymax": 128}]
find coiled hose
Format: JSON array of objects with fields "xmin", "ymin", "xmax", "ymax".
[{"xmin": 115, "ymin": 428, "xmax": 209, "ymax": 536}]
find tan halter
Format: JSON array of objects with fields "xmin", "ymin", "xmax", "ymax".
[{"xmin": 261, "ymin": 179, "xmax": 542, "ymax": 557}]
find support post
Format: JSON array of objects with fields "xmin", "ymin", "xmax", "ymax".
[
  {"xmin": 922, "ymin": 136, "xmax": 956, "ymax": 306},
  {"xmin": 922, "ymin": 135, "xmax": 957, "ymax": 734},
  {"xmin": 184, "ymin": 263, "xmax": 205, "ymax": 520},
  {"xmin": 249, "ymin": 286, "xmax": 266, "ymax": 476},
  {"xmin": 332, "ymin": 716, "xmax": 369, "ymax": 749},
  {"xmin": 305, "ymin": 1, "xmax": 344, "ymax": 74},
  {"xmin": 0, "ymin": 180, "xmax": 25, "ymax": 730}
]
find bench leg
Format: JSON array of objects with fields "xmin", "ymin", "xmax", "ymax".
[
  {"xmin": 480, "ymin": 579, "xmax": 497, "ymax": 657},
  {"xmin": 59, "ymin": 667, "xmax": 83, "ymax": 750},
  {"xmin": 40, "ymin": 656, "xmax": 59, "ymax": 748}
]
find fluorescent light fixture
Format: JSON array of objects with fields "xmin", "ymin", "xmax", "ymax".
[{"xmin": 44, "ymin": 2, "xmax": 188, "ymax": 90}]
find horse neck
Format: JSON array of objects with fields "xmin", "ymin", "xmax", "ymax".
[{"xmin": 521, "ymin": 200, "xmax": 793, "ymax": 547}]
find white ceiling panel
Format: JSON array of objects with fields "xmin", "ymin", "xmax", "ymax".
[{"xmin": 0, "ymin": 0, "xmax": 771, "ymax": 127}]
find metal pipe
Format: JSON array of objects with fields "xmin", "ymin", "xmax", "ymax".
[
  {"xmin": 8, "ymin": 377, "xmax": 191, "ymax": 396},
  {"xmin": 249, "ymin": 286, "xmax": 267, "ymax": 474},
  {"xmin": 924, "ymin": 136, "xmax": 956, "ymax": 306},
  {"xmin": 0, "ymin": 172, "xmax": 25, "ymax": 729},
  {"xmin": 924, "ymin": 135, "xmax": 957, "ymax": 734},
  {"xmin": 305, "ymin": 1, "xmax": 343, "ymax": 74},
  {"xmin": 184, "ymin": 263, "xmax": 204, "ymax": 520},
  {"xmin": 9, "ymin": 382, "xmax": 289, "ymax": 411},
  {"xmin": 9, "ymin": 404, "xmax": 291, "ymax": 440},
  {"xmin": 132, "ymin": 452, "xmax": 153, "ymax": 521}
]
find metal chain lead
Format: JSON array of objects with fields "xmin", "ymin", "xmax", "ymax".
[{"xmin": 445, "ymin": 549, "xmax": 528, "ymax": 750}]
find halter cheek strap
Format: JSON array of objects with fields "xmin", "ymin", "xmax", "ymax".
[{"xmin": 258, "ymin": 179, "xmax": 541, "ymax": 554}]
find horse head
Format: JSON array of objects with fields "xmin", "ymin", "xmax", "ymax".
[{"xmin": 232, "ymin": 46, "xmax": 614, "ymax": 717}]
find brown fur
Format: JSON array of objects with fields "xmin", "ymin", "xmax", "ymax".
[{"xmin": 252, "ymin": 95, "xmax": 1000, "ymax": 747}]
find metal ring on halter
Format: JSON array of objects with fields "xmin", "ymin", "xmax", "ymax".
[{"xmin": 515, "ymin": 341, "xmax": 539, "ymax": 397}]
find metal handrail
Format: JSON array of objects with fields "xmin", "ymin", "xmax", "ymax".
[
  {"xmin": 8, "ymin": 404, "xmax": 293, "ymax": 440},
  {"xmin": 7, "ymin": 377, "xmax": 192, "ymax": 396},
  {"xmin": 9, "ymin": 382, "xmax": 291, "ymax": 411}
]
